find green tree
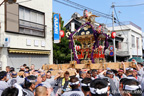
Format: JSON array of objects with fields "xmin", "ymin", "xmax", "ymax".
[{"xmin": 53, "ymin": 15, "xmax": 71, "ymax": 64}]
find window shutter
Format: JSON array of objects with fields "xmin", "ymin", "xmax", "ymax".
[{"xmin": 5, "ymin": 3, "xmax": 19, "ymax": 32}]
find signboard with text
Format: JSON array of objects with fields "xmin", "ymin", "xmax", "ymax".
[{"xmin": 54, "ymin": 14, "xmax": 60, "ymax": 43}]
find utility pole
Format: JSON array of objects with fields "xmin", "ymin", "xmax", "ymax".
[
  {"xmin": 71, "ymin": 49, "xmax": 72, "ymax": 61},
  {"xmin": 112, "ymin": 3, "xmax": 116, "ymax": 62},
  {"xmin": 71, "ymin": 22, "xmax": 75, "ymax": 61}
]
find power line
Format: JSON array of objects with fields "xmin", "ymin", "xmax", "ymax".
[
  {"xmin": 64, "ymin": 0, "xmax": 113, "ymax": 19},
  {"xmin": 116, "ymin": 2, "xmax": 144, "ymax": 7},
  {"xmin": 114, "ymin": 7, "xmax": 128, "ymax": 40},
  {"xmin": 54, "ymin": 0, "xmax": 84, "ymax": 11},
  {"xmin": 63, "ymin": 0, "xmax": 112, "ymax": 18},
  {"xmin": 54, "ymin": 0, "xmax": 113, "ymax": 20},
  {"xmin": 105, "ymin": 8, "xmax": 112, "ymax": 24}
]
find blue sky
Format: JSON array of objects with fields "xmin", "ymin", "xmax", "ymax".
[{"xmin": 53, "ymin": 0, "xmax": 144, "ymax": 31}]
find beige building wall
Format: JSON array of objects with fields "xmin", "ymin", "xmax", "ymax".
[{"xmin": 0, "ymin": 0, "xmax": 53, "ymax": 70}]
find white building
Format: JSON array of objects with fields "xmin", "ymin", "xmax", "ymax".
[
  {"xmin": 107, "ymin": 21, "xmax": 143, "ymax": 61},
  {"xmin": 0, "ymin": 0, "xmax": 53, "ymax": 70}
]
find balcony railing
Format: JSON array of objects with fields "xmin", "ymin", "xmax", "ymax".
[{"xmin": 19, "ymin": 19, "xmax": 45, "ymax": 37}]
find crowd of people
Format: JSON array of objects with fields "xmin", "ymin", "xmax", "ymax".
[{"xmin": 0, "ymin": 59, "xmax": 144, "ymax": 96}]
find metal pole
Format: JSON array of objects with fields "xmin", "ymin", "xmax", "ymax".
[
  {"xmin": 71, "ymin": 22, "xmax": 75, "ymax": 61},
  {"xmin": 137, "ymin": 38, "xmax": 138, "ymax": 57},
  {"xmin": 71, "ymin": 49, "xmax": 72, "ymax": 61},
  {"xmin": 112, "ymin": 4, "xmax": 116, "ymax": 62}
]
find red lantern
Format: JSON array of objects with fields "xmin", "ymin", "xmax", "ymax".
[
  {"xmin": 76, "ymin": 45, "xmax": 81, "ymax": 50},
  {"xmin": 83, "ymin": 9, "xmax": 88, "ymax": 17},
  {"xmin": 60, "ymin": 30, "xmax": 65, "ymax": 38},
  {"xmin": 111, "ymin": 32, "xmax": 116, "ymax": 39},
  {"xmin": 99, "ymin": 45, "xmax": 102, "ymax": 49},
  {"xmin": 97, "ymin": 25, "xmax": 102, "ymax": 34}
]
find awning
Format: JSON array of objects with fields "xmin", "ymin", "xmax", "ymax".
[
  {"xmin": 128, "ymin": 57, "xmax": 144, "ymax": 63},
  {"xmin": 8, "ymin": 49, "xmax": 50, "ymax": 55}
]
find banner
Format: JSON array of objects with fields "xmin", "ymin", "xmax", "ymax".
[{"xmin": 54, "ymin": 14, "xmax": 60, "ymax": 43}]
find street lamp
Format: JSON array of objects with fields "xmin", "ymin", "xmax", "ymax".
[{"xmin": 0, "ymin": 0, "xmax": 17, "ymax": 6}]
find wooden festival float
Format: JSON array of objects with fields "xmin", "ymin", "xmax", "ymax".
[{"xmin": 42, "ymin": 10, "xmax": 135, "ymax": 74}]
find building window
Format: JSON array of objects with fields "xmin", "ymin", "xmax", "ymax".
[
  {"xmin": 19, "ymin": 6, "xmax": 45, "ymax": 37},
  {"xmin": 131, "ymin": 35, "xmax": 135, "ymax": 48},
  {"xmin": 136, "ymin": 37, "xmax": 139, "ymax": 49}
]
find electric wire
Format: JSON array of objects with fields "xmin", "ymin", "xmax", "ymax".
[
  {"xmin": 114, "ymin": 7, "xmax": 128, "ymax": 39},
  {"xmin": 62, "ymin": 0, "xmax": 112, "ymax": 19},
  {"xmin": 115, "ymin": 2, "xmax": 144, "ymax": 7},
  {"xmin": 54, "ymin": 0, "xmax": 113, "ymax": 20},
  {"xmin": 54, "ymin": 0, "xmax": 84, "ymax": 11}
]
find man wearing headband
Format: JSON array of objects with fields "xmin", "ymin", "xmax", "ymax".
[
  {"xmin": 133, "ymin": 60, "xmax": 144, "ymax": 75},
  {"xmin": 46, "ymin": 70, "xmax": 62, "ymax": 96},
  {"xmin": 81, "ymin": 78, "xmax": 91, "ymax": 96},
  {"xmin": 132, "ymin": 60, "xmax": 144, "ymax": 96},
  {"xmin": 0, "ymin": 71, "xmax": 8, "ymax": 96},
  {"xmin": 78, "ymin": 71, "xmax": 87, "ymax": 82},
  {"xmin": 117, "ymin": 68, "xmax": 127, "ymax": 79},
  {"xmin": 90, "ymin": 78, "xmax": 110, "ymax": 96},
  {"xmin": 106, "ymin": 70, "xmax": 120, "ymax": 90},
  {"xmin": 120, "ymin": 78, "xmax": 142, "ymax": 96},
  {"xmin": 41, "ymin": 72, "xmax": 47, "ymax": 82},
  {"xmin": 25, "ymin": 67, "xmax": 30, "ymax": 72},
  {"xmin": 46, "ymin": 71, "xmax": 60, "ymax": 87},
  {"xmin": 7, "ymin": 71, "xmax": 24, "ymax": 86},
  {"xmin": 62, "ymin": 77, "xmax": 84, "ymax": 96},
  {"xmin": 24, "ymin": 71, "xmax": 30, "ymax": 78},
  {"xmin": 40, "ymin": 72, "xmax": 51, "ymax": 91},
  {"xmin": 23, "ymin": 75, "xmax": 37, "ymax": 96},
  {"xmin": 125, "ymin": 68, "xmax": 135, "ymax": 78},
  {"xmin": 132, "ymin": 68, "xmax": 142, "ymax": 83},
  {"xmin": 86, "ymin": 70, "xmax": 92, "ymax": 78},
  {"xmin": 91, "ymin": 69, "xmax": 97, "ymax": 80}
]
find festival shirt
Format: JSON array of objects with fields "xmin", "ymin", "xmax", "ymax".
[
  {"xmin": 108, "ymin": 78, "xmax": 121, "ymax": 96},
  {"xmin": 46, "ymin": 76, "xmax": 57, "ymax": 96},
  {"xmin": 112, "ymin": 75, "xmax": 120, "ymax": 90},
  {"xmin": 7, "ymin": 76, "xmax": 24, "ymax": 86},
  {"xmin": 138, "ymin": 68, "xmax": 144, "ymax": 77},
  {"xmin": 61, "ymin": 89, "xmax": 84, "ymax": 96},
  {"xmin": 0, "ymin": 81, "xmax": 9, "ymax": 96},
  {"xmin": 136, "ymin": 76, "xmax": 142, "ymax": 83},
  {"xmin": 46, "ymin": 76, "xmax": 56, "ymax": 87},
  {"xmin": 97, "ymin": 74, "xmax": 105, "ymax": 78},
  {"xmin": 7, "ymin": 72, "xmax": 11, "ymax": 80},
  {"xmin": 140, "ymin": 77, "xmax": 144, "ymax": 96},
  {"xmin": 41, "ymin": 81, "xmax": 51, "ymax": 88}
]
